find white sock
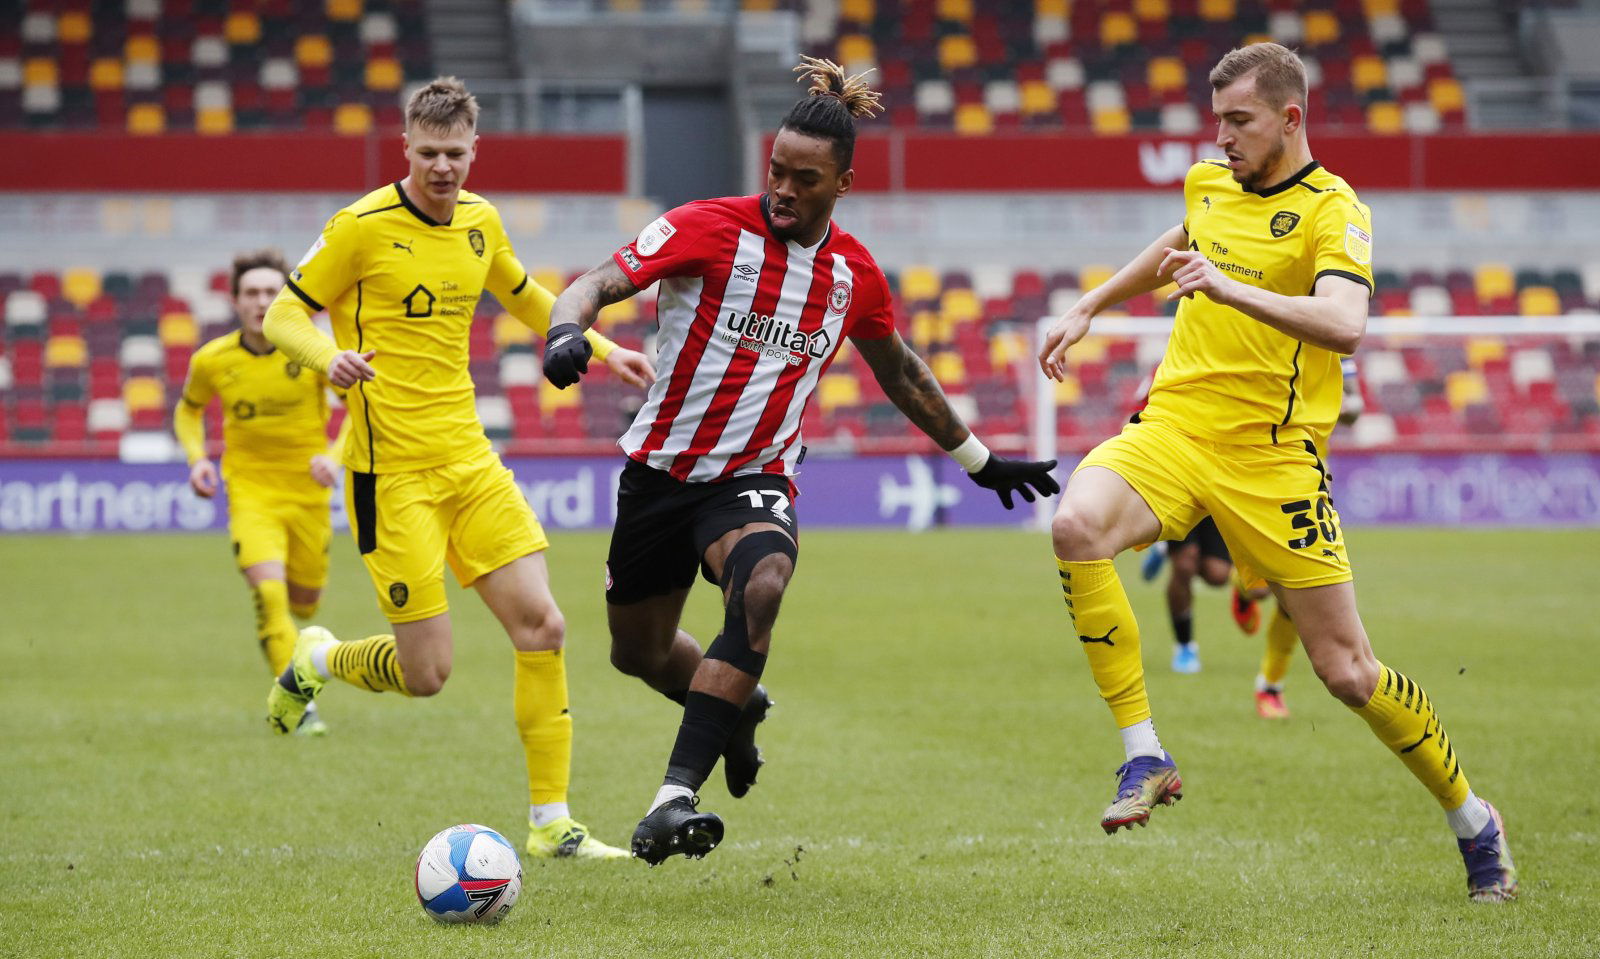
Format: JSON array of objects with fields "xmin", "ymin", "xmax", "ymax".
[
  {"xmin": 1119, "ymin": 719, "xmax": 1164, "ymax": 761},
  {"xmin": 648, "ymin": 784, "xmax": 693, "ymax": 815},
  {"xmin": 1255, "ymin": 673, "xmax": 1278, "ymax": 693},
  {"xmin": 1445, "ymin": 791, "xmax": 1492, "ymax": 839},
  {"xmin": 529, "ymin": 802, "xmax": 570, "ymax": 828},
  {"xmin": 309, "ymin": 641, "xmax": 334, "ymax": 681}
]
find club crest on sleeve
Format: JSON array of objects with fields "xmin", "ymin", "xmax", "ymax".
[
  {"xmin": 636, "ymin": 216, "xmax": 677, "ymax": 257},
  {"xmin": 1344, "ymin": 222, "xmax": 1372, "ymax": 264},
  {"xmin": 827, "ymin": 280, "xmax": 852, "ymax": 315},
  {"xmin": 1269, "ymin": 211, "xmax": 1301, "ymax": 238},
  {"xmin": 297, "ymin": 235, "xmax": 326, "ymax": 267},
  {"xmin": 468, "ymin": 229, "xmax": 485, "ymax": 257}
]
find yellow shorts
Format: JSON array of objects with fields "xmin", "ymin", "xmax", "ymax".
[
  {"xmin": 1076, "ymin": 419, "xmax": 1352, "ymax": 589},
  {"xmin": 345, "ymin": 451, "xmax": 549, "ymax": 624},
  {"xmin": 226, "ymin": 473, "xmax": 333, "ymax": 588}
]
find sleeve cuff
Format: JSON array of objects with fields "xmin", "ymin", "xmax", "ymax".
[
  {"xmin": 285, "ymin": 278, "xmax": 325, "ymax": 312},
  {"xmin": 1313, "ymin": 269, "xmax": 1372, "ymax": 295}
]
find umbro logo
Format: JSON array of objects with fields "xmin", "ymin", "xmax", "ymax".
[{"xmin": 732, "ymin": 264, "xmax": 759, "ymax": 283}]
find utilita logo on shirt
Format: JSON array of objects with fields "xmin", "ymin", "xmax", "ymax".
[{"xmin": 721, "ymin": 310, "xmax": 832, "ymax": 366}]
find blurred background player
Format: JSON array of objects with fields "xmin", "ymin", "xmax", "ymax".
[
  {"xmin": 173, "ymin": 249, "xmax": 348, "ymax": 736},
  {"xmin": 544, "ymin": 58, "xmax": 1059, "ymax": 866},
  {"xmin": 1040, "ymin": 44, "xmax": 1516, "ymax": 902},
  {"xmin": 259, "ymin": 77, "xmax": 654, "ymax": 860}
]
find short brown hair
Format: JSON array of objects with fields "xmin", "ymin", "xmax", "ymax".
[
  {"xmin": 230, "ymin": 249, "xmax": 288, "ymax": 297},
  {"xmin": 406, "ymin": 76, "xmax": 479, "ymax": 133},
  {"xmin": 1209, "ymin": 42, "xmax": 1308, "ymax": 112}
]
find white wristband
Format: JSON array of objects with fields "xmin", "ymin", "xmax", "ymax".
[{"xmin": 948, "ymin": 434, "xmax": 991, "ymax": 473}]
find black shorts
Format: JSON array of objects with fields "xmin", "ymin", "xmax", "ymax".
[
  {"xmin": 1168, "ymin": 515, "xmax": 1230, "ymax": 562},
  {"xmin": 605, "ymin": 458, "xmax": 799, "ymax": 605}
]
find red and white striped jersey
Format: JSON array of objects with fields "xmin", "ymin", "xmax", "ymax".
[{"xmin": 611, "ymin": 195, "xmax": 896, "ymax": 482}]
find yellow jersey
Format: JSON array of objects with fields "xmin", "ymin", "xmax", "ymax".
[
  {"xmin": 177, "ymin": 331, "xmax": 336, "ymax": 484},
  {"xmin": 1141, "ymin": 159, "xmax": 1373, "ymax": 447},
  {"xmin": 277, "ymin": 183, "xmax": 613, "ymax": 474}
]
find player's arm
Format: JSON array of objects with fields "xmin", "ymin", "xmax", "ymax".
[
  {"xmin": 487, "ymin": 251, "xmax": 653, "ymax": 388},
  {"xmin": 309, "ymin": 399, "xmax": 351, "ymax": 488},
  {"xmin": 855, "ymin": 331, "xmax": 1060, "ymax": 510},
  {"xmin": 539, "ymin": 256, "xmax": 646, "ymax": 388},
  {"xmin": 1039, "ymin": 223, "xmax": 1189, "ymax": 380},
  {"xmin": 1162, "ymin": 253, "xmax": 1368, "ymax": 355},
  {"xmin": 1337, "ymin": 357, "xmax": 1364, "ymax": 426},
  {"xmin": 265, "ymin": 212, "xmax": 375, "ymax": 388},
  {"xmin": 173, "ymin": 356, "xmax": 218, "ymax": 498}
]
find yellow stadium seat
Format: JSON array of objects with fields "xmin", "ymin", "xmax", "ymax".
[
  {"xmin": 938, "ymin": 34, "xmax": 978, "ymax": 72},
  {"xmin": 495, "ymin": 313, "xmax": 530, "ymax": 349},
  {"xmin": 1366, "ymin": 101, "xmax": 1403, "ymax": 134},
  {"xmin": 326, "ymin": 0, "xmax": 363, "ymax": 21},
  {"xmin": 741, "ymin": 0, "xmax": 778, "ymax": 11},
  {"xmin": 954, "ymin": 103, "xmax": 993, "ymax": 135},
  {"xmin": 899, "ymin": 266, "xmax": 941, "ymax": 302},
  {"xmin": 1134, "ymin": 0, "xmax": 1168, "ymax": 20},
  {"xmin": 24, "ymin": 59, "xmax": 58, "ymax": 87},
  {"xmin": 1066, "ymin": 335, "xmax": 1107, "ymax": 367},
  {"xmin": 930, "ymin": 351, "xmax": 966, "ymax": 386},
  {"xmin": 62, "ymin": 268, "xmax": 100, "ymax": 308},
  {"xmin": 124, "ymin": 35, "xmax": 160, "ymax": 63},
  {"xmin": 1429, "ymin": 78, "xmax": 1464, "ymax": 114},
  {"xmin": 539, "ymin": 379, "xmax": 580, "ymax": 412},
  {"xmin": 1053, "ymin": 374, "xmax": 1082, "ymax": 405},
  {"xmin": 1090, "ymin": 107, "xmax": 1130, "ymax": 134},
  {"xmin": 127, "ymin": 103, "xmax": 165, "ymax": 135},
  {"xmin": 1147, "ymin": 57, "xmax": 1186, "ymax": 93},
  {"xmin": 1473, "ymin": 264, "xmax": 1514, "ymax": 303},
  {"xmin": 937, "ymin": 0, "xmax": 973, "ymax": 21},
  {"xmin": 600, "ymin": 296, "xmax": 639, "ymax": 324},
  {"xmin": 1035, "ymin": 0, "xmax": 1068, "ymax": 15},
  {"xmin": 58, "ymin": 11, "xmax": 92, "ymax": 43},
  {"xmin": 365, "ymin": 58, "xmax": 402, "ymax": 91},
  {"xmin": 197, "ymin": 106, "xmax": 233, "ymax": 135},
  {"xmin": 839, "ymin": 0, "xmax": 874, "ymax": 23},
  {"xmin": 837, "ymin": 35, "xmax": 875, "ymax": 66},
  {"xmin": 911, "ymin": 310, "xmax": 952, "ymax": 347},
  {"xmin": 1363, "ymin": 0, "xmax": 1399, "ymax": 15},
  {"xmin": 1080, "ymin": 265, "xmax": 1115, "ymax": 291},
  {"xmin": 1518, "ymin": 286, "xmax": 1561, "ymax": 317},
  {"xmin": 1020, "ymin": 80, "xmax": 1056, "ymax": 115},
  {"xmin": 941, "ymin": 288, "xmax": 982, "ymax": 324},
  {"xmin": 1465, "ymin": 337, "xmax": 1505, "ymax": 369},
  {"xmin": 532, "ymin": 268, "xmax": 565, "ymax": 294},
  {"xmin": 159, "ymin": 312, "xmax": 198, "ymax": 348},
  {"xmin": 608, "ymin": 0, "xmax": 642, "ymax": 11},
  {"xmin": 295, "ymin": 35, "xmax": 334, "ymax": 68},
  {"xmin": 46, "ymin": 336, "xmax": 88, "ymax": 368},
  {"xmin": 819, "ymin": 374, "xmax": 862, "ymax": 413},
  {"xmin": 334, "ymin": 103, "xmax": 373, "ymax": 135},
  {"xmin": 1302, "ymin": 10, "xmax": 1339, "ymax": 45},
  {"xmin": 1444, "ymin": 371, "xmax": 1487, "ymax": 410},
  {"xmin": 223, "ymin": 12, "xmax": 260, "ymax": 45},
  {"xmin": 1099, "ymin": 11, "xmax": 1136, "ymax": 47},
  {"xmin": 1198, "ymin": 0, "xmax": 1234, "ymax": 21},
  {"xmin": 89, "ymin": 58, "xmax": 123, "ymax": 90},
  {"xmin": 990, "ymin": 331, "xmax": 1029, "ymax": 369},
  {"xmin": 123, "ymin": 377, "xmax": 166, "ymax": 412},
  {"xmin": 1352, "ymin": 55, "xmax": 1388, "ymax": 93}
]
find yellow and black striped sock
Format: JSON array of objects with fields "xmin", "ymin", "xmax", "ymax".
[
  {"xmin": 252, "ymin": 580, "xmax": 297, "ymax": 676},
  {"xmin": 1352, "ymin": 663, "xmax": 1472, "ymax": 809},
  {"xmin": 1058, "ymin": 557, "xmax": 1150, "ymax": 727},
  {"xmin": 1260, "ymin": 603, "xmax": 1297, "ymax": 687},
  {"xmin": 325, "ymin": 635, "xmax": 411, "ymax": 695},
  {"xmin": 514, "ymin": 649, "xmax": 572, "ymax": 806}
]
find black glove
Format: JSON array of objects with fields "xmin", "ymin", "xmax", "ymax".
[
  {"xmin": 968, "ymin": 455, "xmax": 1061, "ymax": 510},
  {"xmin": 542, "ymin": 323, "xmax": 592, "ymax": 389}
]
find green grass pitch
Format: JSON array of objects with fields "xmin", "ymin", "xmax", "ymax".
[{"xmin": 2, "ymin": 527, "xmax": 1596, "ymax": 958}]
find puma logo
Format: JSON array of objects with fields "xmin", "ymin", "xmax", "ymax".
[
  {"xmin": 1077, "ymin": 626, "xmax": 1117, "ymax": 646},
  {"xmin": 392, "ymin": 240, "xmax": 413, "ymax": 255},
  {"xmin": 1400, "ymin": 729, "xmax": 1434, "ymax": 753},
  {"xmin": 1322, "ymin": 548, "xmax": 1339, "ymax": 558}
]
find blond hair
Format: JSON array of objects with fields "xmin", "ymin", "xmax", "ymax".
[
  {"xmin": 1209, "ymin": 42, "xmax": 1308, "ymax": 112},
  {"xmin": 793, "ymin": 55, "xmax": 883, "ymax": 120},
  {"xmin": 405, "ymin": 76, "xmax": 479, "ymax": 132}
]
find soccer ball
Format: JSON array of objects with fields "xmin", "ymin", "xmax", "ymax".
[{"xmin": 414, "ymin": 824, "xmax": 523, "ymax": 925}]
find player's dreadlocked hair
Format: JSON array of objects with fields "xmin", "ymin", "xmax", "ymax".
[
  {"xmin": 781, "ymin": 56, "xmax": 883, "ymax": 171},
  {"xmin": 229, "ymin": 248, "xmax": 289, "ymax": 297}
]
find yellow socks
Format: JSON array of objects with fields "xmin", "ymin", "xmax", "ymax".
[
  {"xmin": 1260, "ymin": 603, "xmax": 1297, "ymax": 687},
  {"xmin": 325, "ymin": 635, "xmax": 411, "ymax": 694},
  {"xmin": 290, "ymin": 600, "xmax": 319, "ymax": 620},
  {"xmin": 251, "ymin": 580, "xmax": 297, "ymax": 676},
  {"xmin": 514, "ymin": 649, "xmax": 573, "ymax": 806},
  {"xmin": 1352, "ymin": 663, "xmax": 1471, "ymax": 809},
  {"xmin": 1058, "ymin": 557, "xmax": 1150, "ymax": 727}
]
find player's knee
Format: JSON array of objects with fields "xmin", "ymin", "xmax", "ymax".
[
  {"xmin": 739, "ymin": 557, "xmax": 792, "ymax": 633},
  {"xmin": 1051, "ymin": 506, "xmax": 1112, "ymax": 561},
  {"xmin": 609, "ymin": 635, "xmax": 664, "ymax": 678},
  {"xmin": 407, "ymin": 664, "xmax": 450, "ymax": 697},
  {"xmin": 1313, "ymin": 656, "xmax": 1377, "ymax": 707},
  {"xmin": 1198, "ymin": 559, "xmax": 1231, "ymax": 587}
]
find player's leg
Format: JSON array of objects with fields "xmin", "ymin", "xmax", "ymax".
[
  {"xmin": 1052, "ymin": 424, "xmax": 1205, "ymax": 833},
  {"xmin": 1165, "ymin": 539, "xmax": 1201, "ymax": 673},
  {"xmin": 607, "ymin": 589, "xmax": 699, "ymax": 696},
  {"xmin": 279, "ymin": 497, "xmax": 335, "ymax": 733},
  {"xmin": 1255, "ymin": 597, "xmax": 1295, "ymax": 719},
  {"xmin": 229, "ymin": 489, "xmax": 296, "ymax": 676}
]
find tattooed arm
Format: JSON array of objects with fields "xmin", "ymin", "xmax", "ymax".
[
  {"xmin": 550, "ymin": 257, "xmax": 643, "ymax": 333},
  {"xmin": 853, "ymin": 332, "xmax": 971, "ymax": 451}
]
